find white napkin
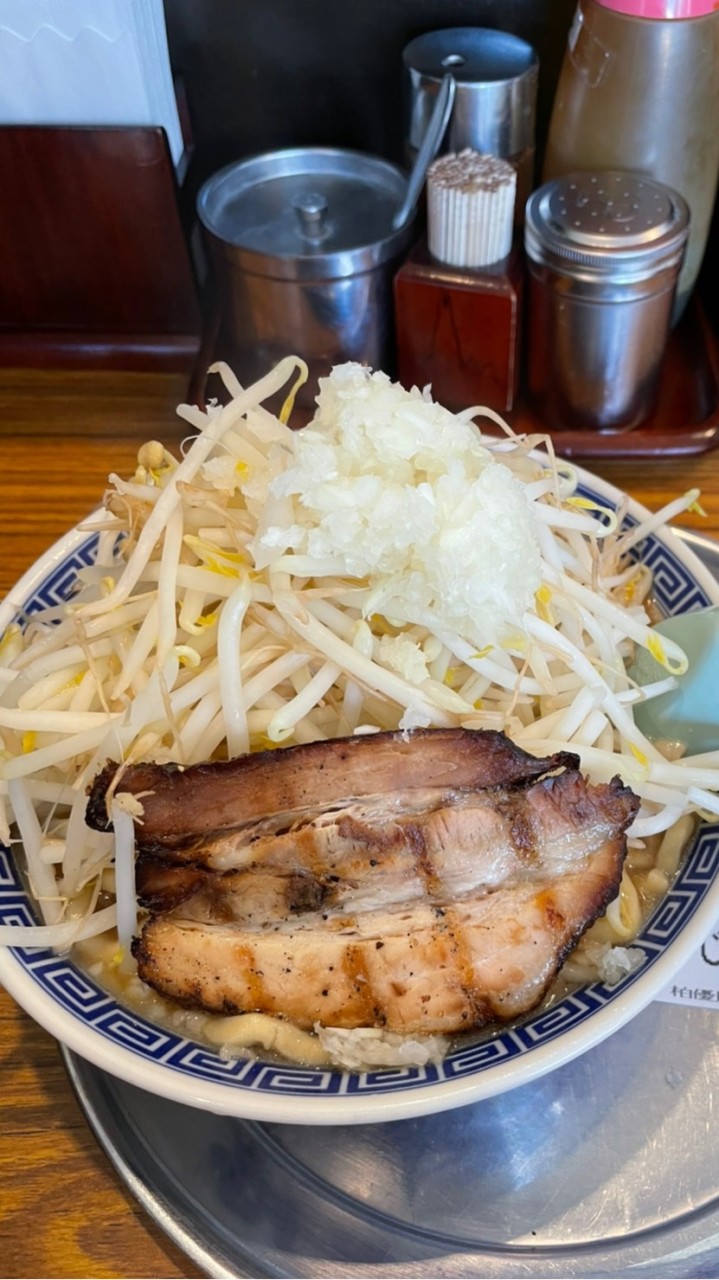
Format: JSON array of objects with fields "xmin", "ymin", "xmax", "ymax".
[{"xmin": 0, "ymin": 0, "xmax": 184, "ymax": 167}]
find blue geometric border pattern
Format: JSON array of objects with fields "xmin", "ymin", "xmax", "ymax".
[
  {"xmin": 639, "ymin": 537, "xmax": 711, "ymax": 616},
  {"xmin": 606, "ymin": 492, "xmax": 712, "ymax": 618},
  {"xmin": 20, "ymin": 534, "xmax": 100, "ymax": 620},
  {"xmin": 0, "ymin": 847, "xmax": 39, "ymax": 927},
  {"xmin": 1, "ymin": 503, "xmax": 718, "ymax": 1098}
]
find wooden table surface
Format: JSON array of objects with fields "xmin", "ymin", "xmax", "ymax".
[{"xmin": 1, "ymin": 366, "xmax": 718, "ymax": 1280}]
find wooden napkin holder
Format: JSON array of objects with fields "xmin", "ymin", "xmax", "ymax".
[{"xmin": 0, "ymin": 123, "xmax": 201, "ymax": 371}]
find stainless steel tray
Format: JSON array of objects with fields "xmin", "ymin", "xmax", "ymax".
[{"xmin": 61, "ymin": 528, "xmax": 719, "ymax": 1280}]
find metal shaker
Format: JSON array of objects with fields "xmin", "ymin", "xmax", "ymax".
[{"xmin": 524, "ymin": 171, "xmax": 689, "ymax": 432}]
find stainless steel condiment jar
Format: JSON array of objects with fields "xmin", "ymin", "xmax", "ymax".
[
  {"xmin": 524, "ymin": 171, "xmax": 689, "ymax": 432},
  {"xmin": 403, "ymin": 28, "xmax": 538, "ymax": 217},
  {"xmin": 197, "ymin": 148, "xmax": 414, "ymax": 412}
]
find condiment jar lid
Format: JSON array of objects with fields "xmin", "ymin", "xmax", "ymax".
[
  {"xmin": 197, "ymin": 147, "xmax": 411, "ymax": 280},
  {"xmin": 524, "ymin": 171, "xmax": 690, "ymax": 283},
  {"xmin": 403, "ymin": 27, "xmax": 538, "ymax": 157}
]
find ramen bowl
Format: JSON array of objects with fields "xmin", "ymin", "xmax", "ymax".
[{"xmin": 1, "ymin": 466, "xmax": 718, "ymax": 1125}]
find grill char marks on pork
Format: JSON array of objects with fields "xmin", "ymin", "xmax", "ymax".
[
  {"xmin": 87, "ymin": 730, "xmax": 639, "ymax": 1037},
  {"xmin": 132, "ymin": 825, "xmax": 630, "ymax": 1034},
  {"xmin": 135, "ymin": 856, "xmax": 331, "ymax": 921}
]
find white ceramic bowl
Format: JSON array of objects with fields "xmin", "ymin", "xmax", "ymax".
[{"xmin": 1, "ymin": 467, "xmax": 718, "ymax": 1125}]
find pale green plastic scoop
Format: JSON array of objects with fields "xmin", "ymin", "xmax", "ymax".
[{"xmin": 628, "ymin": 606, "xmax": 719, "ymax": 755}]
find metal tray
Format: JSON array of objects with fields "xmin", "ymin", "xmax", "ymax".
[{"xmin": 61, "ymin": 529, "xmax": 719, "ymax": 1280}]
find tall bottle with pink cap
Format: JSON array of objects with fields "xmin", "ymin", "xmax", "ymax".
[{"xmin": 543, "ymin": 0, "xmax": 719, "ymax": 319}]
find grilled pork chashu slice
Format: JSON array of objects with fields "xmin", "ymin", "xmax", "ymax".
[{"xmin": 87, "ymin": 730, "xmax": 639, "ymax": 1036}]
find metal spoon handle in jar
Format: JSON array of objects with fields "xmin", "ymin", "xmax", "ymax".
[{"xmin": 392, "ymin": 72, "xmax": 456, "ymax": 231}]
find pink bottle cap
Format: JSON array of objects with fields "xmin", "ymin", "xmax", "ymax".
[{"xmin": 595, "ymin": 0, "xmax": 717, "ymax": 15}]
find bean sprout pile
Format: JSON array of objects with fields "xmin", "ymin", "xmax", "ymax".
[{"xmin": 1, "ymin": 356, "xmax": 718, "ymax": 976}]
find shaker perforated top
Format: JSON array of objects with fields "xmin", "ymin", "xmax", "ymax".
[{"xmin": 524, "ymin": 171, "xmax": 689, "ymax": 280}]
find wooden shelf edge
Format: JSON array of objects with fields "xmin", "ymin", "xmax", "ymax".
[{"xmin": 0, "ymin": 330, "xmax": 201, "ymax": 373}]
